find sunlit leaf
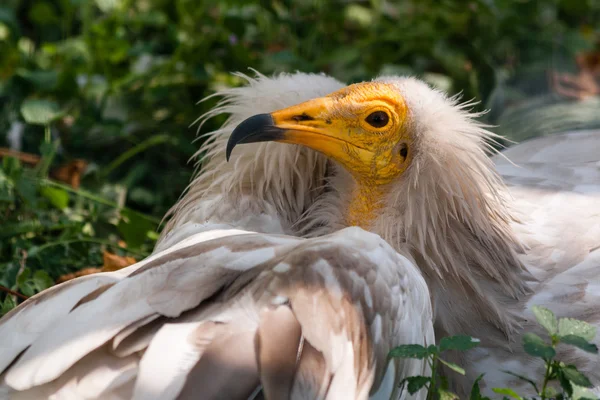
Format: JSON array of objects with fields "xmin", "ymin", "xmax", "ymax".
[
  {"xmin": 439, "ymin": 358, "xmax": 466, "ymax": 375},
  {"xmin": 20, "ymin": 99, "xmax": 62, "ymax": 125},
  {"xmin": 558, "ymin": 318, "xmax": 597, "ymax": 342},
  {"xmin": 40, "ymin": 186, "xmax": 69, "ymax": 209},
  {"xmin": 400, "ymin": 376, "xmax": 430, "ymax": 395},
  {"xmin": 492, "ymin": 388, "xmax": 523, "ymax": 399},
  {"xmin": 439, "ymin": 389, "xmax": 460, "ymax": 400},
  {"xmin": 532, "ymin": 305, "xmax": 558, "ymax": 335}
]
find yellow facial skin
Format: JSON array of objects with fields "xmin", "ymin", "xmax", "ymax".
[
  {"xmin": 267, "ymin": 82, "xmax": 413, "ymax": 228},
  {"xmin": 271, "ymin": 82, "xmax": 412, "ymax": 186}
]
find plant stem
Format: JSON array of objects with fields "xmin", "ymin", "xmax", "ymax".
[
  {"xmin": 540, "ymin": 359, "xmax": 553, "ymax": 400},
  {"xmin": 426, "ymin": 356, "xmax": 437, "ymax": 400},
  {"xmin": 0, "ymin": 285, "xmax": 28, "ymax": 300},
  {"xmin": 40, "ymin": 179, "xmax": 161, "ymax": 225},
  {"xmin": 44, "ymin": 125, "xmax": 51, "ymax": 143},
  {"xmin": 31, "ymin": 238, "xmax": 149, "ymax": 258},
  {"xmin": 99, "ymin": 134, "xmax": 172, "ymax": 178}
]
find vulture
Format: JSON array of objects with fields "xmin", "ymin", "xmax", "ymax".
[{"xmin": 1, "ymin": 72, "xmax": 599, "ymax": 400}]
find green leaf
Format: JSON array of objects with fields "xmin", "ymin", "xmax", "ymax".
[
  {"xmin": 532, "ymin": 305, "xmax": 558, "ymax": 335},
  {"xmin": 16, "ymin": 267, "xmax": 31, "ymax": 288},
  {"xmin": 544, "ymin": 386, "xmax": 560, "ymax": 399},
  {"xmin": 560, "ymin": 335, "xmax": 599, "ymax": 354},
  {"xmin": 572, "ymin": 382, "xmax": 600, "ymax": 400},
  {"xmin": 20, "ymin": 99, "xmax": 62, "ymax": 125},
  {"xmin": 3, "ymin": 156, "xmax": 22, "ymax": 179},
  {"xmin": 562, "ymin": 365, "xmax": 593, "ymax": 388},
  {"xmin": 501, "ymin": 370, "xmax": 539, "ymax": 393},
  {"xmin": 19, "ymin": 281, "xmax": 35, "ymax": 297},
  {"xmin": 522, "ymin": 332, "xmax": 556, "ymax": 360},
  {"xmin": 439, "ymin": 375, "xmax": 450, "ymax": 390},
  {"xmin": 40, "ymin": 186, "xmax": 69, "ymax": 209},
  {"xmin": 15, "ymin": 175, "xmax": 37, "ymax": 204},
  {"xmin": 0, "ymin": 296, "xmax": 17, "ymax": 317},
  {"xmin": 117, "ymin": 209, "xmax": 157, "ymax": 249},
  {"xmin": 388, "ymin": 344, "xmax": 430, "ymax": 359},
  {"xmin": 426, "ymin": 344, "xmax": 439, "ymax": 356},
  {"xmin": 470, "ymin": 374, "xmax": 491, "ymax": 400},
  {"xmin": 32, "ymin": 270, "xmax": 53, "ymax": 293},
  {"xmin": 558, "ymin": 368, "xmax": 574, "ymax": 397},
  {"xmin": 16, "ymin": 69, "xmax": 59, "ymax": 90},
  {"xmin": 558, "ymin": 318, "xmax": 597, "ymax": 341},
  {"xmin": 439, "ymin": 335, "xmax": 481, "ymax": 352},
  {"xmin": 439, "ymin": 389, "xmax": 460, "ymax": 400},
  {"xmin": 39, "ymin": 141, "xmax": 57, "ymax": 158},
  {"xmin": 492, "ymin": 388, "xmax": 523, "ymax": 399},
  {"xmin": 401, "ymin": 376, "xmax": 430, "ymax": 395},
  {"xmin": 439, "ymin": 358, "xmax": 466, "ymax": 375}
]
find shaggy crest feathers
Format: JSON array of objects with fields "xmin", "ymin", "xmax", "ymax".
[{"xmin": 161, "ymin": 72, "xmax": 344, "ymax": 239}]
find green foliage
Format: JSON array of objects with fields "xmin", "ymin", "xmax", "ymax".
[
  {"xmin": 392, "ymin": 335, "xmax": 476, "ymax": 399},
  {"xmin": 389, "ymin": 307, "xmax": 598, "ymax": 399},
  {"xmin": 0, "ymin": 154, "xmax": 157, "ymax": 315}
]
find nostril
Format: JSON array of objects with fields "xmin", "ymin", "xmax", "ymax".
[{"xmin": 292, "ymin": 113, "xmax": 315, "ymax": 122}]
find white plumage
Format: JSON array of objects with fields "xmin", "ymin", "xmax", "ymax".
[{"xmin": 0, "ymin": 72, "xmax": 599, "ymax": 399}]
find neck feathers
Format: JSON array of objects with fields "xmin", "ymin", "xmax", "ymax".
[{"xmin": 376, "ymin": 77, "xmax": 531, "ymax": 338}]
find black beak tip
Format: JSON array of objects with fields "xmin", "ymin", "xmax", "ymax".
[{"xmin": 226, "ymin": 113, "xmax": 282, "ymax": 161}]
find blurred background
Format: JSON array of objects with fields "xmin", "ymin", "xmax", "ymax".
[{"xmin": 1, "ymin": 0, "xmax": 599, "ymax": 313}]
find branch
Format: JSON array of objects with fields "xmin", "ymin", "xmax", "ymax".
[{"xmin": 0, "ymin": 285, "xmax": 29, "ymax": 301}]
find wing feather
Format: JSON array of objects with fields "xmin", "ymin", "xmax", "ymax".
[
  {"xmin": 256, "ymin": 305, "xmax": 303, "ymax": 400},
  {"xmin": 2, "ymin": 227, "xmax": 433, "ymax": 400},
  {"xmin": 4, "ymin": 231, "xmax": 291, "ymax": 390}
]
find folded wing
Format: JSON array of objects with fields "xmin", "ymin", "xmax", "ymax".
[{"xmin": 1, "ymin": 227, "xmax": 433, "ymax": 400}]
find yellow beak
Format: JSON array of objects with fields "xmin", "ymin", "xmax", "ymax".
[{"xmin": 227, "ymin": 96, "xmax": 373, "ymax": 173}]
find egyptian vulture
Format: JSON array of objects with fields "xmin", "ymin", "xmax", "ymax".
[{"xmin": 1, "ymin": 72, "xmax": 599, "ymax": 400}]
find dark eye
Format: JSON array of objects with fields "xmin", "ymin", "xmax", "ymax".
[
  {"xmin": 365, "ymin": 111, "xmax": 389, "ymax": 128},
  {"xmin": 399, "ymin": 143, "xmax": 409, "ymax": 159}
]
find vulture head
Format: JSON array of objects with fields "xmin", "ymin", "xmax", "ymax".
[{"xmin": 224, "ymin": 77, "xmax": 531, "ymax": 343}]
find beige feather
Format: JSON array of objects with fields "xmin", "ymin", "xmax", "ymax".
[{"xmin": 1, "ymin": 226, "xmax": 433, "ymax": 400}]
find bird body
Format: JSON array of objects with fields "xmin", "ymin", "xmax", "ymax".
[{"xmin": 1, "ymin": 72, "xmax": 599, "ymax": 399}]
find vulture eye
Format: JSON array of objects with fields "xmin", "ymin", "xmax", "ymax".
[
  {"xmin": 399, "ymin": 143, "xmax": 409, "ymax": 159},
  {"xmin": 365, "ymin": 111, "xmax": 389, "ymax": 128}
]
